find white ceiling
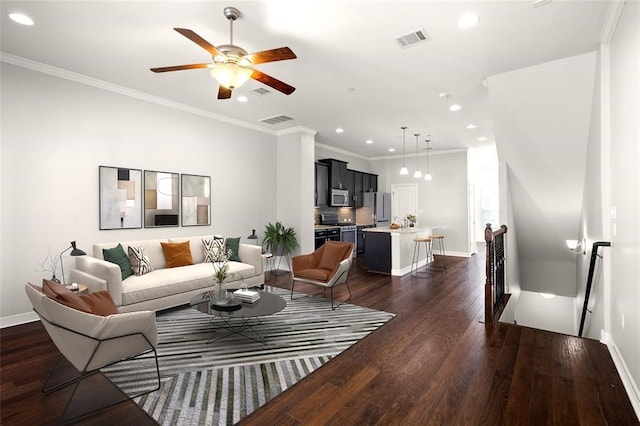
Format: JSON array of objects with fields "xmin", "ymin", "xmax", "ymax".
[{"xmin": 0, "ymin": 1, "xmax": 611, "ymax": 158}]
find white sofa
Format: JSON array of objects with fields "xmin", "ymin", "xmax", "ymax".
[{"xmin": 69, "ymin": 236, "xmax": 264, "ymax": 313}]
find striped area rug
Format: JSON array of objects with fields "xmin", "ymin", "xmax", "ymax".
[{"xmin": 103, "ymin": 286, "xmax": 395, "ymax": 425}]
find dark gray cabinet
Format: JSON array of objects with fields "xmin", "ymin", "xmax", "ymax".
[
  {"xmin": 319, "ymin": 159, "xmax": 348, "ymax": 189},
  {"xmin": 364, "ymin": 231, "xmax": 391, "ymax": 274},
  {"xmin": 345, "ymin": 169, "xmax": 355, "ymax": 207},
  {"xmin": 315, "ymin": 162, "xmax": 329, "ymax": 207},
  {"xmin": 353, "ymin": 171, "xmax": 363, "ymax": 207}
]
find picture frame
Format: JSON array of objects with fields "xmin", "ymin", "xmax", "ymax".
[
  {"xmin": 144, "ymin": 170, "xmax": 180, "ymax": 228},
  {"xmin": 181, "ymin": 174, "xmax": 211, "ymax": 226},
  {"xmin": 99, "ymin": 166, "xmax": 143, "ymax": 230}
]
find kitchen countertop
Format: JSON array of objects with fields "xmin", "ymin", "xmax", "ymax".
[
  {"xmin": 315, "ymin": 223, "xmax": 374, "ymax": 229},
  {"xmin": 363, "ymin": 226, "xmax": 437, "ymax": 234}
]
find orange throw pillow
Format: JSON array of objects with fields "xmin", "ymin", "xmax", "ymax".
[
  {"xmin": 42, "ymin": 279, "xmax": 89, "ymax": 312},
  {"xmin": 161, "ymin": 241, "xmax": 194, "ymax": 268},
  {"xmin": 80, "ymin": 291, "xmax": 119, "ymax": 315}
]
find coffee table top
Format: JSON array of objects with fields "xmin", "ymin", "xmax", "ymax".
[{"xmin": 190, "ymin": 290, "xmax": 286, "ymax": 318}]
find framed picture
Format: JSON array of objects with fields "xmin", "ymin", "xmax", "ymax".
[
  {"xmin": 144, "ymin": 170, "xmax": 179, "ymax": 227},
  {"xmin": 181, "ymin": 174, "xmax": 211, "ymax": 226},
  {"xmin": 99, "ymin": 166, "xmax": 143, "ymax": 230}
]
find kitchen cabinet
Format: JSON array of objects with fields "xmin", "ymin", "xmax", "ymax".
[
  {"xmin": 364, "ymin": 231, "xmax": 391, "ymax": 274},
  {"xmin": 319, "ymin": 159, "xmax": 348, "ymax": 190},
  {"xmin": 362, "ymin": 173, "xmax": 378, "ymax": 192},
  {"xmin": 352, "ymin": 171, "xmax": 363, "ymax": 207},
  {"xmin": 345, "ymin": 169, "xmax": 355, "ymax": 206},
  {"xmin": 315, "ymin": 162, "xmax": 329, "ymax": 207}
]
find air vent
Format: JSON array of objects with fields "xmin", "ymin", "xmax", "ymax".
[
  {"xmin": 259, "ymin": 114, "xmax": 295, "ymax": 125},
  {"xmin": 394, "ymin": 28, "xmax": 430, "ymax": 48},
  {"xmin": 250, "ymin": 87, "xmax": 271, "ymax": 96}
]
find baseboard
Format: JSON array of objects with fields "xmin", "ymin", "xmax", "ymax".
[
  {"xmin": 601, "ymin": 330, "xmax": 640, "ymax": 421},
  {"xmin": 1, "ymin": 311, "xmax": 39, "ymax": 329},
  {"xmin": 444, "ymin": 251, "xmax": 472, "ymax": 258}
]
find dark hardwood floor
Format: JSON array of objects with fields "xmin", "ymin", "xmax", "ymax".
[{"xmin": 1, "ymin": 245, "xmax": 637, "ymax": 425}]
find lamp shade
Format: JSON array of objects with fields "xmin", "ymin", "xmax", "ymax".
[
  {"xmin": 59, "ymin": 241, "xmax": 86, "ymax": 284},
  {"xmin": 210, "ymin": 64, "xmax": 252, "ymax": 89}
]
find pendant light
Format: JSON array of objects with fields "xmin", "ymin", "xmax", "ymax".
[
  {"xmin": 413, "ymin": 133, "xmax": 422, "ymax": 178},
  {"xmin": 424, "ymin": 138, "xmax": 433, "ymax": 181},
  {"xmin": 399, "ymin": 126, "xmax": 409, "ymax": 175}
]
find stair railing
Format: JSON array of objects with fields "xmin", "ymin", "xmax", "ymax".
[
  {"xmin": 578, "ymin": 241, "xmax": 610, "ymax": 337},
  {"xmin": 485, "ymin": 223, "xmax": 508, "ymax": 323}
]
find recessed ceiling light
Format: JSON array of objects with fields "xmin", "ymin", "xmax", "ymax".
[
  {"xmin": 335, "ymin": 128, "xmax": 344, "ymax": 133},
  {"xmin": 449, "ymin": 104, "xmax": 462, "ymax": 112},
  {"xmin": 9, "ymin": 12, "xmax": 34, "ymax": 26},
  {"xmin": 458, "ymin": 13, "xmax": 479, "ymax": 29},
  {"xmin": 237, "ymin": 95, "xmax": 248, "ymax": 103},
  {"xmin": 365, "ymin": 139, "xmax": 374, "ymax": 144},
  {"xmin": 478, "ymin": 136, "xmax": 488, "ymax": 141},
  {"xmin": 438, "ymin": 92, "xmax": 449, "ymax": 99},
  {"xmin": 388, "ymin": 148, "xmax": 396, "ymax": 152},
  {"xmin": 466, "ymin": 124, "xmax": 477, "ymax": 129}
]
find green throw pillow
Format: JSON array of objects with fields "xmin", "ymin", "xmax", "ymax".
[
  {"xmin": 103, "ymin": 243, "xmax": 133, "ymax": 280},
  {"xmin": 225, "ymin": 237, "xmax": 241, "ymax": 261}
]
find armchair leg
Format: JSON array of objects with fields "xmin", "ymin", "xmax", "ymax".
[{"xmin": 330, "ymin": 281, "xmax": 353, "ymax": 310}]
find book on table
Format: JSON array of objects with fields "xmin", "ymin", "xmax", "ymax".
[{"xmin": 233, "ymin": 289, "xmax": 260, "ymax": 303}]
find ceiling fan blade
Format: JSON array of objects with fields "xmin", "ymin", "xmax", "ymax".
[
  {"xmin": 174, "ymin": 28, "xmax": 222, "ymax": 56},
  {"xmin": 150, "ymin": 63, "xmax": 210, "ymax": 73},
  {"xmin": 244, "ymin": 47, "xmax": 297, "ymax": 65},
  {"xmin": 250, "ymin": 69, "xmax": 295, "ymax": 95},
  {"xmin": 218, "ymin": 85, "xmax": 232, "ymax": 99}
]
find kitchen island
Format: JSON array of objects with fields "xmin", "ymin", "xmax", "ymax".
[{"xmin": 363, "ymin": 226, "xmax": 441, "ymax": 276}]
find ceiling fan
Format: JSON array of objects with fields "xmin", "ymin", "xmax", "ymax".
[{"xmin": 150, "ymin": 6, "xmax": 296, "ymax": 99}]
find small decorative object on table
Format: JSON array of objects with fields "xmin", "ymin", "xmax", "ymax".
[
  {"xmin": 212, "ymin": 248, "xmax": 234, "ymax": 305},
  {"xmin": 233, "ymin": 283, "xmax": 261, "ymax": 303},
  {"xmin": 406, "ymin": 214, "xmax": 416, "ymax": 227}
]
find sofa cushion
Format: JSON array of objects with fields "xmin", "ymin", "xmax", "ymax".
[
  {"xmin": 225, "ymin": 237, "xmax": 241, "ymax": 261},
  {"xmin": 103, "ymin": 244, "xmax": 133, "ymax": 280},
  {"xmin": 120, "ymin": 261, "xmax": 256, "ymax": 306},
  {"xmin": 128, "ymin": 245, "xmax": 153, "ymax": 276},
  {"xmin": 161, "ymin": 241, "xmax": 194, "ymax": 268}
]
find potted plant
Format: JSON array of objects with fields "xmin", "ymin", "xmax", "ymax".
[{"xmin": 263, "ymin": 221, "xmax": 299, "ymax": 256}]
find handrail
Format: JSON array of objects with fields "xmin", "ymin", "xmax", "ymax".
[
  {"xmin": 485, "ymin": 223, "xmax": 508, "ymax": 323},
  {"xmin": 578, "ymin": 241, "xmax": 610, "ymax": 337}
]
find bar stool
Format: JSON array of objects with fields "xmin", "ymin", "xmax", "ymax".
[
  {"xmin": 430, "ymin": 233, "xmax": 446, "ymax": 270},
  {"xmin": 411, "ymin": 236, "xmax": 432, "ymax": 277}
]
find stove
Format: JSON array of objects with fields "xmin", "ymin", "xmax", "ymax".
[{"xmin": 320, "ymin": 213, "xmax": 356, "ymax": 257}]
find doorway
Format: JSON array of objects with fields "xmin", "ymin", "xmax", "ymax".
[{"xmin": 391, "ymin": 183, "xmax": 418, "ymax": 224}]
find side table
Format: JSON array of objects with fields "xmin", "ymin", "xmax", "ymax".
[{"xmin": 65, "ymin": 283, "xmax": 88, "ymax": 295}]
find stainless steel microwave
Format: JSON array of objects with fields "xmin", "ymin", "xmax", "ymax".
[{"xmin": 330, "ymin": 189, "xmax": 350, "ymax": 207}]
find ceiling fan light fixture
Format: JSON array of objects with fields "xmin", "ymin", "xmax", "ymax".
[{"xmin": 210, "ymin": 63, "xmax": 252, "ymax": 89}]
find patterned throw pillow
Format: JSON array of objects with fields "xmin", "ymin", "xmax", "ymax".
[
  {"xmin": 203, "ymin": 236, "xmax": 226, "ymax": 262},
  {"xmin": 128, "ymin": 245, "xmax": 153, "ymax": 276}
]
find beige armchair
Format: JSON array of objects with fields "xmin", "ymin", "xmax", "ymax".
[
  {"xmin": 24, "ymin": 282, "xmax": 160, "ymax": 421},
  {"xmin": 291, "ymin": 241, "xmax": 354, "ymax": 309}
]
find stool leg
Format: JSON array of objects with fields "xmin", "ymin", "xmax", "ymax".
[{"xmin": 411, "ymin": 241, "xmax": 419, "ymax": 276}]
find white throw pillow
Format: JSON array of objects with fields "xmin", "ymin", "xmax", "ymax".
[
  {"xmin": 128, "ymin": 245, "xmax": 153, "ymax": 276},
  {"xmin": 203, "ymin": 236, "xmax": 226, "ymax": 263}
]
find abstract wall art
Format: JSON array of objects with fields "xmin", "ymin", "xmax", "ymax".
[
  {"xmin": 181, "ymin": 174, "xmax": 211, "ymax": 226},
  {"xmin": 144, "ymin": 170, "xmax": 180, "ymax": 227},
  {"xmin": 99, "ymin": 166, "xmax": 143, "ymax": 230}
]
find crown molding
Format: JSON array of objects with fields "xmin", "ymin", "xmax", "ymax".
[
  {"xmin": 314, "ymin": 142, "xmax": 369, "ymax": 160},
  {"xmin": 600, "ymin": 0, "xmax": 625, "ymax": 45},
  {"xmin": 0, "ymin": 52, "xmax": 279, "ymax": 135}
]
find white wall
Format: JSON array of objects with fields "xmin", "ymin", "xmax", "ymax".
[
  {"xmin": 315, "ymin": 144, "xmax": 373, "ymax": 173},
  {"xmin": 0, "ymin": 62, "xmax": 280, "ymax": 323},
  {"xmin": 372, "ymin": 150, "xmax": 471, "ymax": 256},
  {"xmin": 576, "ymin": 48, "xmax": 606, "ymax": 338},
  {"xmin": 488, "ymin": 51, "xmax": 598, "ymax": 297},
  {"xmin": 605, "ymin": 0, "xmax": 640, "ymax": 413}
]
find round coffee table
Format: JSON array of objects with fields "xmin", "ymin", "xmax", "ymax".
[{"xmin": 190, "ymin": 290, "xmax": 286, "ymax": 344}]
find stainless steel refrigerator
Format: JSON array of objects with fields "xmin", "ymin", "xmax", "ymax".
[{"xmin": 362, "ymin": 192, "xmax": 391, "ymax": 227}]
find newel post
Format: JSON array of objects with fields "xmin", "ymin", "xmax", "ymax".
[{"xmin": 484, "ymin": 223, "xmax": 494, "ymax": 323}]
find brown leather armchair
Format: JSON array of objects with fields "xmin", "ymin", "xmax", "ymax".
[{"xmin": 291, "ymin": 241, "xmax": 354, "ymax": 309}]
